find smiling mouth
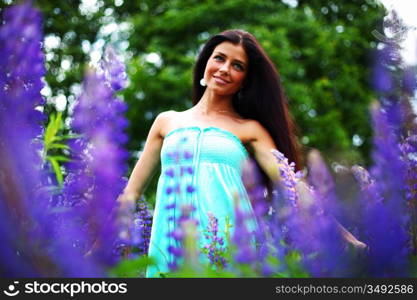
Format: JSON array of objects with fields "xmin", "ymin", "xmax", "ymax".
[{"xmin": 213, "ymin": 75, "xmax": 230, "ymax": 84}]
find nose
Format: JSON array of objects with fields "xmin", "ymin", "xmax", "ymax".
[{"xmin": 219, "ymin": 61, "xmax": 230, "ymax": 74}]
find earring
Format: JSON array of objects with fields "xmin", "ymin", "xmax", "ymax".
[{"xmin": 200, "ymin": 78, "xmax": 206, "ymax": 86}]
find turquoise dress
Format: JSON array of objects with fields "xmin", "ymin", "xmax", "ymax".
[{"xmin": 145, "ymin": 126, "xmax": 255, "ymax": 277}]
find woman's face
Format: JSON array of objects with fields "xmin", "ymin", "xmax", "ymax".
[{"xmin": 203, "ymin": 41, "xmax": 248, "ymax": 96}]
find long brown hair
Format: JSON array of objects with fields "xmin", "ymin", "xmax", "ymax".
[{"xmin": 192, "ymin": 29, "xmax": 302, "ymax": 171}]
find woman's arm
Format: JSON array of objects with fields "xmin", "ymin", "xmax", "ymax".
[
  {"xmin": 246, "ymin": 120, "xmax": 281, "ymax": 182},
  {"xmin": 118, "ymin": 111, "xmax": 173, "ymax": 205},
  {"xmin": 248, "ymin": 121, "xmax": 367, "ymax": 252}
]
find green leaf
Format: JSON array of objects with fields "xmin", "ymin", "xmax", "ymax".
[
  {"xmin": 48, "ymin": 157, "xmax": 63, "ymax": 185},
  {"xmin": 285, "ymin": 251, "xmax": 310, "ymax": 278},
  {"xmin": 48, "ymin": 155, "xmax": 71, "ymax": 162},
  {"xmin": 108, "ymin": 255, "xmax": 155, "ymax": 278},
  {"xmin": 49, "ymin": 143, "xmax": 71, "ymax": 150},
  {"xmin": 44, "ymin": 112, "xmax": 63, "ymax": 149},
  {"xmin": 53, "ymin": 133, "xmax": 84, "ymax": 141}
]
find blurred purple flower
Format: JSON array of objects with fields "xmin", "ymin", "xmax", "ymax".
[
  {"xmin": 402, "ymin": 67, "xmax": 417, "ymax": 96},
  {"xmin": 100, "ymin": 45, "xmax": 128, "ymax": 92},
  {"xmin": 62, "ymin": 46, "xmax": 129, "ymax": 267},
  {"xmin": 231, "ymin": 200, "xmax": 257, "ymax": 267},
  {"xmin": 400, "ymin": 135, "xmax": 417, "ymax": 203},
  {"xmin": 399, "ymin": 135, "xmax": 417, "ymax": 255},
  {"xmin": 241, "ymin": 158, "xmax": 277, "ymax": 276},
  {"xmin": 0, "ymin": 1, "xmax": 49, "ymax": 276},
  {"xmin": 354, "ymin": 106, "xmax": 411, "ymax": 277},
  {"xmin": 372, "ymin": 63, "xmax": 392, "ymax": 94},
  {"xmin": 304, "ymin": 150, "xmax": 348, "ymax": 277},
  {"xmin": 0, "ymin": 1, "xmax": 99, "ymax": 277},
  {"xmin": 355, "ymin": 15, "xmax": 413, "ymax": 275},
  {"xmin": 270, "ymin": 149, "xmax": 350, "ymax": 277}
]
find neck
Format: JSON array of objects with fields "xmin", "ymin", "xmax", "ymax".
[{"xmin": 195, "ymin": 89, "xmax": 235, "ymax": 115}]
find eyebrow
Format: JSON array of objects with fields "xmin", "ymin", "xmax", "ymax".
[{"xmin": 214, "ymin": 51, "xmax": 247, "ymax": 66}]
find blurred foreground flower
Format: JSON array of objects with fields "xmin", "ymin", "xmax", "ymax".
[
  {"xmin": 0, "ymin": 1, "xmax": 98, "ymax": 276},
  {"xmin": 61, "ymin": 46, "xmax": 129, "ymax": 269},
  {"xmin": 352, "ymin": 105, "xmax": 411, "ymax": 277}
]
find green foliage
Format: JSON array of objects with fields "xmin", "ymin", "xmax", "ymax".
[
  {"xmin": 145, "ymin": 214, "xmax": 310, "ymax": 278},
  {"xmin": 276, "ymin": 251, "xmax": 310, "ymax": 278},
  {"xmin": 43, "ymin": 111, "xmax": 79, "ymax": 185},
  {"xmin": 119, "ymin": 0, "xmax": 386, "ymax": 200},
  {"xmin": 120, "ymin": 0, "xmax": 385, "ymax": 166},
  {"xmin": 1, "ymin": 0, "xmax": 387, "ymax": 202},
  {"xmin": 108, "ymin": 255, "xmax": 155, "ymax": 278}
]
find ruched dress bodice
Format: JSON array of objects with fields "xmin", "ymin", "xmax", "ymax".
[{"xmin": 145, "ymin": 126, "xmax": 255, "ymax": 277}]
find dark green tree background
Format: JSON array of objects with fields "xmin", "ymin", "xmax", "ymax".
[{"xmin": 0, "ymin": 0, "xmax": 387, "ymax": 202}]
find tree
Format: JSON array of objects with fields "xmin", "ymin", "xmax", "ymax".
[{"xmin": 1, "ymin": 0, "xmax": 387, "ymax": 203}]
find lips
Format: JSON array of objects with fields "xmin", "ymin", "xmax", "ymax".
[{"xmin": 213, "ymin": 75, "xmax": 230, "ymax": 84}]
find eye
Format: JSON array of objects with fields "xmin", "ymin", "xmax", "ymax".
[
  {"xmin": 213, "ymin": 55, "xmax": 224, "ymax": 61},
  {"xmin": 233, "ymin": 63, "xmax": 244, "ymax": 71}
]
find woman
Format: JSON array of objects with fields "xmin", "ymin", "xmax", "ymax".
[
  {"xmin": 119, "ymin": 29, "xmax": 298, "ymax": 277},
  {"xmin": 119, "ymin": 29, "xmax": 301, "ymax": 276}
]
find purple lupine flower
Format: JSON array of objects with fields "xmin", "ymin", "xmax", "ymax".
[
  {"xmin": 356, "ymin": 105, "xmax": 411, "ymax": 277},
  {"xmin": 270, "ymin": 149, "xmax": 302, "ymax": 240},
  {"xmin": 372, "ymin": 47, "xmax": 393, "ymax": 94},
  {"xmin": 351, "ymin": 165, "xmax": 384, "ymax": 210},
  {"xmin": 400, "ymin": 135, "xmax": 417, "ymax": 203},
  {"xmin": 304, "ymin": 150, "xmax": 349, "ymax": 277},
  {"xmin": 0, "ymin": 1, "xmax": 100, "ymax": 276},
  {"xmin": 402, "ymin": 67, "xmax": 417, "ymax": 96},
  {"xmin": 100, "ymin": 46, "xmax": 128, "ymax": 92},
  {"xmin": 0, "ymin": 1, "xmax": 50, "ymax": 276},
  {"xmin": 113, "ymin": 182, "xmax": 153, "ymax": 260},
  {"xmin": 270, "ymin": 149, "xmax": 301, "ymax": 209},
  {"xmin": 270, "ymin": 149, "xmax": 306, "ymax": 274},
  {"xmin": 113, "ymin": 192, "xmax": 134, "ymax": 258},
  {"xmin": 167, "ymin": 245, "xmax": 184, "ymax": 258},
  {"xmin": 131, "ymin": 196, "xmax": 152, "ymax": 255},
  {"xmin": 241, "ymin": 159, "xmax": 269, "ymax": 213},
  {"xmin": 399, "ymin": 135, "xmax": 417, "ymax": 255},
  {"xmin": 351, "ymin": 165, "xmax": 375, "ymax": 190},
  {"xmin": 231, "ymin": 199, "xmax": 257, "ymax": 268},
  {"xmin": 241, "ymin": 158, "xmax": 277, "ymax": 276},
  {"xmin": 355, "ymin": 12, "xmax": 413, "ymax": 276},
  {"xmin": 0, "ymin": 0, "xmax": 45, "ymax": 178},
  {"xmin": 270, "ymin": 148, "xmax": 347, "ymax": 277},
  {"xmin": 202, "ymin": 212, "xmax": 227, "ymax": 269},
  {"xmin": 62, "ymin": 46, "xmax": 129, "ymax": 267}
]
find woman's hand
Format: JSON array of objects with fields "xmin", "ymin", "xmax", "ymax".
[
  {"xmin": 335, "ymin": 218, "xmax": 369, "ymax": 257},
  {"xmin": 117, "ymin": 192, "xmax": 136, "ymax": 210},
  {"xmin": 112, "ymin": 192, "xmax": 137, "ymax": 258}
]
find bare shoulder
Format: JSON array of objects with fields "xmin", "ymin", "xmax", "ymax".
[
  {"xmin": 242, "ymin": 119, "xmax": 270, "ymax": 142},
  {"xmin": 155, "ymin": 110, "xmax": 182, "ymax": 137},
  {"xmin": 155, "ymin": 110, "xmax": 177, "ymax": 123}
]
